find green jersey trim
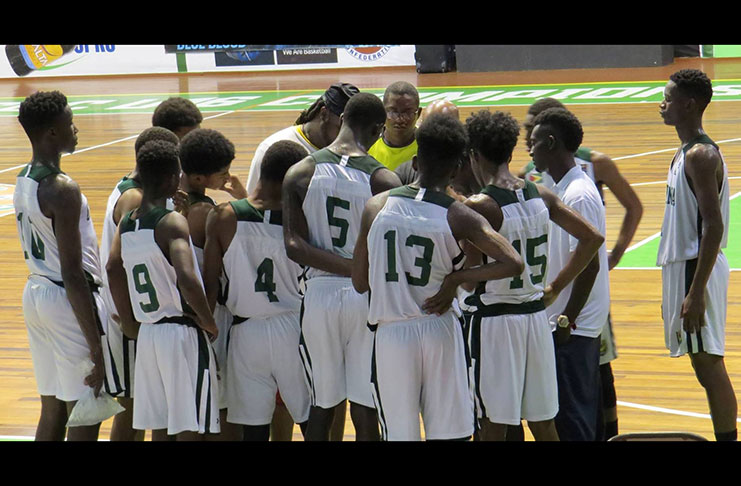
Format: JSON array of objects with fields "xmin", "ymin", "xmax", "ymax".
[
  {"xmin": 310, "ymin": 148, "xmax": 386, "ymax": 176},
  {"xmin": 120, "ymin": 206, "xmax": 172, "ymax": 233},
  {"xmin": 116, "ymin": 176, "xmax": 141, "ymax": 194},
  {"xmin": 229, "ymin": 198, "xmax": 283, "ymax": 226},
  {"xmin": 682, "ymin": 134, "xmax": 718, "ymax": 155},
  {"xmin": 388, "ymin": 185, "xmax": 455, "ymax": 209},
  {"xmin": 18, "ymin": 163, "xmax": 63, "ymax": 182}
]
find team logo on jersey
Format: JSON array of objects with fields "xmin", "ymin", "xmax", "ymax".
[
  {"xmin": 347, "ymin": 46, "xmax": 392, "ymax": 61},
  {"xmin": 526, "ymin": 171, "xmax": 542, "ymax": 184}
]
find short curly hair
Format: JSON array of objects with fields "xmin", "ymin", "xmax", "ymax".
[
  {"xmin": 151, "ymin": 97, "xmax": 203, "ymax": 133},
  {"xmin": 416, "ymin": 113, "xmax": 468, "ymax": 178},
  {"xmin": 531, "ymin": 107, "xmax": 583, "ymax": 153},
  {"xmin": 260, "ymin": 140, "xmax": 309, "ymax": 183},
  {"xmin": 179, "ymin": 128, "xmax": 235, "ymax": 176},
  {"xmin": 526, "ymin": 97, "xmax": 566, "ymax": 117},
  {"xmin": 136, "ymin": 140, "xmax": 180, "ymax": 192},
  {"xmin": 670, "ymin": 69, "xmax": 713, "ymax": 109},
  {"xmin": 18, "ymin": 90, "xmax": 69, "ymax": 136},
  {"xmin": 343, "ymin": 92, "xmax": 387, "ymax": 130},
  {"xmin": 466, "ymin": 110, "xmax": 520, "ymax": 166},
  {"xmin": 134, "ymin": 126, "xmax": 180, "ymax": 155}
]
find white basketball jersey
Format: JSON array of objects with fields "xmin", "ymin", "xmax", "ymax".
[
  {"xmin": 657, "ymin": 135, "xmax": 729, "ymax": 266},
  {"xmin": 366, "ymin": 186, "xmax": 465, "ymax": 325},
  {"xmin": 14, "ymin": 163, "xmax": 102, "ymax": 285},
  {"xmin": 119, "ymin": 207, "xmax": 202, "ymax": 324},
  {"xmin": 222, "ymin": 199, "xmax": 303, "ymax": 319},
  {"xmin": 302, "ymin": 148, "xmax": 385, "ymax": 280},
  {"xmin": 465, "ymin": 181, "xmax": 550, "ymax": 310}
]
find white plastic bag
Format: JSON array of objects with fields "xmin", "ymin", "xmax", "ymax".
[{"xmin": 66, "ymin": 360, "xmax": 125, "ymax": 427}]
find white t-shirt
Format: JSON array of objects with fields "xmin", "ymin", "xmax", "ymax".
[
  {"xmin": 545, "ymin": 165, "xmax": 610, "ymax": 338},
  {"xmin": 245, "ymin": 125, "xmax": 318, "ymax": 195}
]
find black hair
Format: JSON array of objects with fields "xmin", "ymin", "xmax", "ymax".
[
  {"xmin": 294, "ymin": 83, "xmax": 359, "ymax": 124},
  {"xmin": 295, "ymin": 97, "xmax": 327, "ymax": 125},
  {"xmin": 526, "ymin": 97, "xmax": 566, "ymax": 117},
  {"xmin": 466, "ymin": 110, "xmax": 520, "ymax": 166},
  {"xmin": 670, "ymin": 68, "xmax": 713, "ymax": 109},
  {"xmin": 179, "ymin": 128, "xmax": 235, "ymax": 176},
  {"xmin": 136, "ymin": 140, "xmax": 180, "ymax": 194},
  {"xmin": 383, "ymin": 81, "xmax": 420, "ymax": 106},
  {"xmin": 18, "ymin": 90, "xmax": 69, "ymax": 137},
  {"xmin": 416, "ymin": 113, "xmax": 468, "ymax": 178},
  {"xmin": 531, "ymin": 107, "xmax": 583, "ymax": 153},
  {"xmin": 342, "ymin": 92, "xmax": 387, "ymax": 130},
  {"xmin": 151, "ymin": 97, "xmax": 203, "ymax": 132},
  {"xmin": 259, "ymin": 140, "xmax": 309, "ymax": 183},
  {"xmin": 135, "ymin": 126, "xmax": 180, "ymax": 154}
]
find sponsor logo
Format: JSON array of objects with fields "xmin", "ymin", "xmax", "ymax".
[{"xmin": 347, "ymin": 46, "xmax": 391, "ymax": 62}]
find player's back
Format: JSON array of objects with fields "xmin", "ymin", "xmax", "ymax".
[
  {"xmin": 14, "ymin": 163, "xmax": 102, "ymax": 285},
  {"xmin": 466, "ymin": 180, "xmax": 550, "ymax": 310},
  {"xmin": 367, "ymin": 186, "xmax": 465, "ymax": 324},
  {"xmin": 119, "ymin": 207, "xmax": 200, "ymax": 324},
  {"xmin": 223, "ymin": 199, "xmax": 302, "ymax": 320},
  {"xmin": 302, "ymin": 148, "xmax": 384, "ymax": 279}
]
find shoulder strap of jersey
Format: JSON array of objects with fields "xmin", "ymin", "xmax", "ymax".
[
  {"xmin": 389, "ymin": 185, "xmax": 455, "ymax": 209},
  {"xmin": 683, "ymin": 134, "xmax": 719, "ymax": 155},
  {"xmin": 18, "ymin": 163, "xmax": 63, "ymax": 182}
]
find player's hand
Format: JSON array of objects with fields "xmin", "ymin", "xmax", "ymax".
[
  {"xmin": 219, "ymin": 175, "xmax": 248, "ymax": 200},
  {"xmin": 422, "ymin": 273, "xmax": 458, "ymax": 316},
  {"xmin": 680, "ymin": 291, "xmax": 706, "ymax": 334},
  {"xmin": 607, "ymin": 249, "xmax": 623, "ymax": 271},
  {"xmin": 173, "ymin": 190, "xmax": 191, "ymax": 216},
  {"xmin": 543, "ymin": 284, "xmax": 560, "ymax": 308},
  {"xmin": 189, "ymin": 313, "xmax": 219, "ymax": 342},
  {"xmin": 84, "ymin": 350, "xmax": 105, "ymax": 398}
]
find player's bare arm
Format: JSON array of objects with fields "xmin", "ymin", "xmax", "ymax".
[
  {"xmin": 106, "ymin": 224, "xmax": 140, "ymax": 340},
  {"xmin": 219, "ymin": 174, "xmax": 248, "ymax": 200},
  {"xmin": 112, "ymin": 188, "xmax": 143, "ymax": 226},
  {"xmin": 186, "ymin": 201, "xmax": 213, "ymax": 250},
  {"xmin": 369, "ymin": 167, "xmax": 403, "ymax": 195},
  {"xmin": 202, "ymin": 203, "xmax": 236, "ymax": 311},
  {"xmin": 282, "ymin": 158, "xmax": 354, "ymax": 276},
  {"xmin": 538, "ymin": 185, "xmax": 604, "ymax": 306},
  {"xmin": 592, "ymin": 151, "xmax": 643, "ymax": 269},
  {"xmin": 682, "ymin": 143, "xmax": 725, "ymax": 333},
  {"xmin": 422, "ymin": 202, "xmax": 523, "ymax": 315},
  {"xmin": 39, "ymin": 174, "xmax": 104, "ymax": 396},
  {"xmin": 458, "ymin": 193, "xmax": 504, "ymax": 292},
  {"xmin": 155, "ymin": 211, "xmax": 218, "ymax": 339},
  {"xmin": 352, "ymin": 192, "xmax": 390, "ymax": 294}
]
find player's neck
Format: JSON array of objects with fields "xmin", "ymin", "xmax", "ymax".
[
  {"xmin": 180, "ymin": 175, "xmax": 205, "ymax": 195},
  {"xmin": 547, "ymin": 155, "xmax": 576, "ymax": 184},
  {"xmin": 302, "ymin": 120, "xmax": 326, "ymax": 149},
  {"xmin": 675, "ymin": 122, "xmax": 705, "ymax": 145},
  {"xmin": 480, "ymin": 162, "xmax": 522, "ymax": 190},
  {"xmin": 137, "ymin": 195, "xmax": 168, "ymax": 216},
  {"xmin": 416, "ymin": 174, "xmax": 451, "ymax": 194},
  {"xmin": 248, "ymin": 182, "xmax": 282, "ymax": 211},
  {"xmin": 328, "ymin": 128, "xmax": 370, "ymax": 156},
  {"xmin": 30, "ymin": 144, "xmax": 62, "ymax": 170}
]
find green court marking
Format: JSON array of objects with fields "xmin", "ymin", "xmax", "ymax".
[
  {"xmin": 0, "ymin": 80, "xmax": 740, "ymax": 116},
  {"xmin": 618, "ymin": 195, "xmax": 741, "ymax": 269}
]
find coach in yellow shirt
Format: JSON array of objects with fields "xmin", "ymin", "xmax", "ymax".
[{"xmin": 368, "ymin": 81, "xmax": 421, "ymax": 172}]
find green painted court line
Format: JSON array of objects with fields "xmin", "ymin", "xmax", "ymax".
[
  {"xmin": 617, "ymin": 193, "xmax": 741, "ymax": 269},
  {"xmin": 0, "ymin": 80, "xmax": 740, "ymax": 116}
]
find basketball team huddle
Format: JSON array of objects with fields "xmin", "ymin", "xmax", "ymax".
[{"xmin": 13, "ymin": 67, "xmax": 737, "ymax": 442}]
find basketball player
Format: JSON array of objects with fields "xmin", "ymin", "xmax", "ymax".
[
  {"xmin": 203, "ymin": 140, "xmax": 310, "ymax": 441},
  {"xmin": 178, "ymin": 128, "xmax": 241, "ymax": 440},
  {"xmin": 368, "ymin": 81, "xmax": 422, "ymax": 172},
  {"xmin": 282, "ymin": 92, "xmax": 402, "ymax": 441},
  {"xmin": 14, "ymin": 90, "xmax": 120, "ymax": 441},
  {"xmin": 152, "ymin": 96, "xmax": 203, "ymax": 139},
  {"xmin": 245, "ymin": 83, "xmax": 359, "ymax": 196},
  {"xmin": 463, "ymin": 109, "xmax": 604, "ymax": 441},
  {"xmin": 658, "ymin": 69, "xmax": 737, "ymax": 441},
  {"xmin": 352, "ymin": 113, "xmax": 523, "ymax": 441},
  {"xmin": 246, "ymin": 83, "xmax": 359, "ymax": 439},
  {"xmin": 518, "ymin": 97, "xmax": 643, "ymax": 440},
  {"xmin": 100, "ymin": 126, "xmax": 180, "ymax": 441},
  {"xmin": 106, "ymin": 140, "xmax": 220, "ymax": 441},
  {"xmin": 530, "ymin": 107, "xmax": 611, "ymax": 441}
]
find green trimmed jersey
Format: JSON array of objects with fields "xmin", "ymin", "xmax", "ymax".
[
  {"xmin": 466, "ymin": 180, "xmax": 550, "ymax": 308},
  {"xmin": 302, "ymin": 148, "xmax": 386, "ymax": 280},
  {"xmin": 366, "ymin": 186, "xmax": 465, "ymax": 325},
  {"xmin": 14, "ymin": 163, "xmax": 103, "ymax": 284},
  {"xmin": 119, "ymin": 207, "xmax": 202, "ymax": 323},
  {"xmin": 222, "ymin": 199, "xmax": 302, "ymax": 318}
]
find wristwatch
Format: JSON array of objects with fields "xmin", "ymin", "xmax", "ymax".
[{"xmin": 557, "ymin": 315, "xmax": 571, "ymax": 329}]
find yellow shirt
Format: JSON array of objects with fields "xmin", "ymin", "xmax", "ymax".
[{"xmin": 368, "ymin": 137, "xmax": 418, "ymax": 171}]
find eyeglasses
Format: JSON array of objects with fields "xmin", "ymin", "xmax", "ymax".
[{"xmin": 387, "ymin": 109, "xmax": 418, "ymax": 121}]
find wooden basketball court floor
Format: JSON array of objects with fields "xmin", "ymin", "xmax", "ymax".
[{"xmin": 1, "ymin": 56, "xmax": 740, "ymax": 441}]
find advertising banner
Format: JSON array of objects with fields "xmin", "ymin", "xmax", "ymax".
[{"xmin": 0, "ymin": 45, "xmax": 415, "ymax": 79}]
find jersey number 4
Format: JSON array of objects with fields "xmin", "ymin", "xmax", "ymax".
[
  {"xmin": 384, "ymin": 230, "xmax": 435, "ymax": 287},
  {"xmin": 255, "ymin": 257, "xmax": 279, "ymax": 302}
]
